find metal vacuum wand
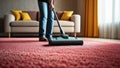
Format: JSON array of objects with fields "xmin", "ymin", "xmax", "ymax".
[{"xmin": 52, "ymin": 8, "xmax": 69, "ymax": 38}]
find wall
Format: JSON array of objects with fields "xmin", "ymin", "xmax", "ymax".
[
  {"xmin": 77, "ymin": 0, "xmax": 84, "ymax": 36},
  {"xmin": 0, "ymin": 0, "xmax": 78, "ymax": 18},
  {"xmin": 54, "ymin": 0, "xmax": 78, "ymax": 13}
]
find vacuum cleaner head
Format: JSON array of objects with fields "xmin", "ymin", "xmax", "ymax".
[{"xmin": 49, "ymin": 37, "xmax": 83, "ymax": 45}]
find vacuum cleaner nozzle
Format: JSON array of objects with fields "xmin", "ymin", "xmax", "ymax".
[{"xmin": 49, "ymin": 37, "xmax": 83, "ymax": 45}]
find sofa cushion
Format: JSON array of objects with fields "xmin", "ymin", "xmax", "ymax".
[
  {"xmin": 37, "ymin": 11, "xmax": 64, "ymax": 21},
  {"xmin": 55, "ymin": 11, "xmax": 63, "ymax": 20},
  {"xmin": 10, "ymin": 20, "xmax": 39, "ymax": 27},
  {"xmin": 54, "ymin": 20, "xmax": 74, "ymax": 27},
  {"xmin": 11, "ymin": 10, "xmax": 22, "ymax": 21},
  {"xmin": 23, "ymin": 11, "xmax": 38, "ymax": 20},
  {"xmin": 37, "ymin": 11, "xmax": 40, "ymax": 21},
  {"xmin": 20, "ymin": 12, "xmax": 31, "ymax": 21},
  {"xmin": 61, "ymin": 11, "xmax": 73, "ymax": 20}
]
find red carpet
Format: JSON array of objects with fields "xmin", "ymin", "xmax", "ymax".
[{"xmin": 0, "ymin": 38, "xmax": 120, "ymax": 68}]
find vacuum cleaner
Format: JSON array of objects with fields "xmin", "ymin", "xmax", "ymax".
[{"xmin": 48, "ymin": 8, "xmax": 83, "ymax": 45}]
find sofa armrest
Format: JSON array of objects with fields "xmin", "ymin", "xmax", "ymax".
[
  {"xmin": 71, "ymin": 14, "xmax": 81, "ymax": 33},
  {"xmin": 4, "ymin": 14, "xmax": 15, "ymax": 32}
]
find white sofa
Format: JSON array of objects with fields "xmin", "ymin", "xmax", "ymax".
[{"xmin": 4, "ymin": 11, "xmax": 81, "ymax": 37}]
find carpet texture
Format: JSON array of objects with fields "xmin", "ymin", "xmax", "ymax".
[{"xmin": 0, "ymin": 38, "xmax": 120, "ymax": 68}]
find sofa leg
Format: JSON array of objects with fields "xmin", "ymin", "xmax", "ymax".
[
  {"xmin": 9, "ymin": 32, "xmax": 11, "ymax": 38},
  {"xmin": 74, "ymin": 32, "xmax": 77, "ymax": 38}
]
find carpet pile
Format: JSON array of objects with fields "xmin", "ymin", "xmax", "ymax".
[{"xmin": 0, "ymin": 38, "xmax": 120, "ymax": 68}]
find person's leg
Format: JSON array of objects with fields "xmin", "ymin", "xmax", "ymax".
[
  {"xmin": 38, "ymin": 1, "xmax": 48, "ymax": 41},
  {"xmin": 46, "ymin": 6, "xmax": 54, "ymax": 40}
]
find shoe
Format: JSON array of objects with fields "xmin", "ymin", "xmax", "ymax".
[{"xmin": 39, "ymin": 37, "xmax": 48, "ymax": 41}]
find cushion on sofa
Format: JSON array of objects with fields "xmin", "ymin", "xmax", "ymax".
[
  {"xmin": 11, "ymin": 10, "xmax": 22, "ymax": 21},
  {"xmin": 20, "ymin": 12, "xmax": 31, "ymax": 21},
  {"xmin": 37, "ymin": 11, "xmax": 40, "ymax": 21},
  {"xmin": 61, "ymin": 11, "xmax": 74, "ymax": 20},
  {"xmin": 37, "ymin": 11, "xmax": 64, "ymax": 21},
  {"xmin": 55, "ymin": 11, "xmax": 63, "ymax": 20},
  {"xmin": 23, "ymin": 11, "xmax": 38, "ymax": 20}
]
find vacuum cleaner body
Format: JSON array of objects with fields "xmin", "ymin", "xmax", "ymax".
[{"xmin": 49, "ymin": 9, "xmax": 83, "ymax": 45}]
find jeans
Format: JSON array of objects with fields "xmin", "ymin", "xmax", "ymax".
[{"xmin": 38, "ymin": 1, "xmax": 54, "ymax": 38}]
